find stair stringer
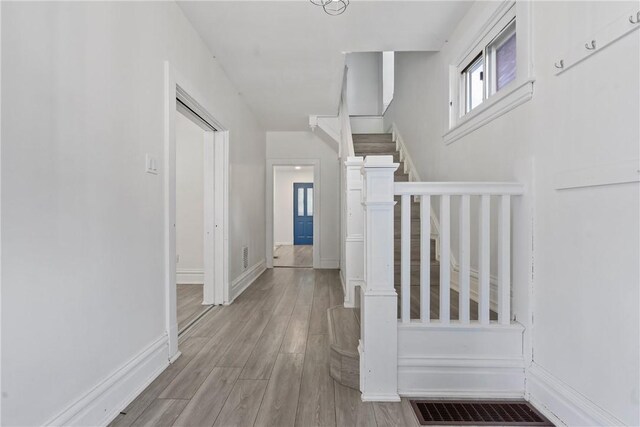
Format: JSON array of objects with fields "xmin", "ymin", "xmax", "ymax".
[{"xmin": 309, "ymin": 115, "xmax": 340, "ymax": 149}]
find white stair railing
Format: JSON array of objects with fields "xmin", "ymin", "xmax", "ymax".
[
  {"xmin": 394, "ymin": 182, "xmax": 523, "ymax": 325},
  {"xmin": 359, "ymin": 155, "xmax": 524, "ymax": 400}
]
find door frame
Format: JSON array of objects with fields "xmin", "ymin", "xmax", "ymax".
[
  {"xmin": 292, "ymin": 182, "xmax": 314, "ymax": 245},
  {"xmin": 164, "ymin": 61, "xmax": 229, "ymax": 359},
  {"xmin": 266, "ymin": 159, "xmax": 320, "ymax": 269}
]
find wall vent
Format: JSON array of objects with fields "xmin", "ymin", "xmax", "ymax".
[
  {"xmin": 409, "ymin": 400, "xmax": 553, "ymax": 426},
  {"xmin": 242, "ymin": 246, "xmax": 249, "ymax": 270}
]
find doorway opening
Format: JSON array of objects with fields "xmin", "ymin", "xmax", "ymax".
[
  {"xmin": 164, "ymin": 62, "xmax": 230, "ymax": 360},
  {"xmin": 175, "ymin": 108, "xmax": 213, "ymax": 334},
  {"xmin": 272, "ymin": 165, "xmax": 315, "ymax": 268}
]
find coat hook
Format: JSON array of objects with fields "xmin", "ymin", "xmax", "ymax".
[
  {"xmin": 585, "ymin": 40, "xmax": 596, "ymax": 50},
  {"xmin": 554, "ymin": 59, "xmax": 564, "ymax": 69},
  {"xmin": 630, "ymin": 11, "xmax": 640, "ymax": 24}
]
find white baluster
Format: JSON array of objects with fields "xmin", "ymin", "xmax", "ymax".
[
  {"xmin": 401, "ymin": 194, "xmax": 411, "ymax": 323},
  {"xmin": 420, "ymin": 195, "xmax": 431, "ymax": 323},
  {"xmin": 478, "ymin": 195, "xmax": 491, "ymax": 325},
  {"xmin": 458, "ymin": 195, "xmax": 470, "ymax": 324},
  {"xmin": 497, "ymin": 195, "xmax": 511, "ymax": 325},
  {"xmin": 439, "ymin": 195, "xmax": 450, "ymax": 323}
]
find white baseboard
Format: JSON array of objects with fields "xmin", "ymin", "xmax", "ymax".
[
  {"xmin": 361, "ymin": 393, "xmax": 401, "ymax": 402},
  {"xmin": 397, "ymin": 321, "xmax": 524, "ymax": 398},
  {"xmin": 526, "ymin": 363, "xmax": 624, "ymax": 426},
  {"xmin": 45, "ymin": 335, "xmax": 169, "ymax": 427},
  {"xmin": 230, "ymin": 259, "xmax": 266, "ymax": 302},
  {"xmin": 339, "ymin": 268, "xmax": 347, "ymax": 298},
  {"xmin": 274, "ymin": 241, "xmax": 293, "ymax": 247},
  {"xmin": 176, "ymin": 268, "xmax": 204, "ymax": 285},
  {"xmin": 398, "ymin": 355, "xmax": 525, "ymax": 398},
  {"xmin": 319, "ymin": 258, "xmax": 339, "ymax": 269},
  {"xmin": 343, "ymin": 278, "xmax": 364, "ymax": 308}
]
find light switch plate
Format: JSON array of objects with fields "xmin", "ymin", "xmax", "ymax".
[{"xmin": 145, "ymin": 154, "xmax": 159, "ymax": 175}]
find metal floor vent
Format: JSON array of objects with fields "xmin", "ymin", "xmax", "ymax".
[{"xmin": 409, "ymin": 400, "xmax": 554, "ymax": 426}]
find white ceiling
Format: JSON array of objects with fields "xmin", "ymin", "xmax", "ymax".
[{"xmin": 178, "ymin": 1, "xmax": 473, "ymax": 130}]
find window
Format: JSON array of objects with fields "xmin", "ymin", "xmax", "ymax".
[
  {"xmin": 488, "ymin": 20, "xmax": 516, "ymax": 94},
  {"xmin": 306, "ymin": 188, "xmax": 313, "ymax": 216},
  {"xmin": 445, "ymin": 1, "xmax": 533, "ymax": 144},
  {"xmin": 462, "ymin": 53, "xmax": 484, "ymax": 113},
  {"xmin": 460, "ymin": 18, "xmax": 517, "ymax": 116},
  {"xmin": 297, "ymin": 188, "xmax": 304, "ymax": 216}
]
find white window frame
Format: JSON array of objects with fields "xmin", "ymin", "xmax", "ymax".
[
  {"xmin": 461, "ymin": 52, "xmax": 484, "ymax": 114},
  {"xmin": 445, "ymin": 0, "xmax": 534, "ymax": 144}
]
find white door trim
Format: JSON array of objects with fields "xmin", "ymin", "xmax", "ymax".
[
  {"xmin": 164, "ymin": 61, "xmax": 229, "ymax": 359},
  {"xmin": 266, "ymin": 159, "xmax": 321, "ymax": 269}
]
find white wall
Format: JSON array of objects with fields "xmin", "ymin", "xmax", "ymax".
[
  {"xmin": 176, "ymin": 112, "xmax": 204, "ymax": 282},
  {"xmin": 1, "ymin": 2, "xmax": 266, "ymax": 425},
  {"xmin": 382, "ymin": 51, "xmax": 394, "ymax": 112},
  {"xmin": 383, "ymin": 1, "xmax": 639, "ymax": 425},
  {"xmin": 267, "ymin": 132, "xmax": 340, "ymax": 268},
  {"xmin": 273, "ymin": 166, "xmax": 314, "ymax": 246},
  {"xmin": 346, "ymin": 52, "xmax": 382, "ymax": 116}
]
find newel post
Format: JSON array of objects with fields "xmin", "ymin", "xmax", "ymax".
[
  {"xmin": 343, "ymin": 156, "xmax": 365, "ymax": 307},
  {"xmin": 360, "ymin": 155, "xmax": 400, "ymax": 402}
]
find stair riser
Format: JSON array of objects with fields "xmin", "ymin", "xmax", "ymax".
[
  {"xmin": 329, "ymin": 350, "xmax": 359, "ymax": 390},
  {"xmin": 353, "ymin": 144, "xmax": 396, "ymax": 154},
  {"xmin": 352, "ymin": 134, "xmax": 393, "ymax": 143}
]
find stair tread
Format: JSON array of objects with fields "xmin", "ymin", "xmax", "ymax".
[{"xmin": 327, "ymin": 306, "xmax": 359, "ymax": 358}]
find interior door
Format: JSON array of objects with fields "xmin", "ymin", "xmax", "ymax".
[{"xmin": 293, "ymin": 183, "xmax": 313, "ymax": 245}]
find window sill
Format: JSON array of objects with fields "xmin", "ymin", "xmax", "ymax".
[{"xmin": 444, "ymin": 78, "xmax": 534, "ymax": 145}]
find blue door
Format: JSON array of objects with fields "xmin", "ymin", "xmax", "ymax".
[{"xmin": 293, "ymin": 183, "xmax": 313, "ymax": 245}]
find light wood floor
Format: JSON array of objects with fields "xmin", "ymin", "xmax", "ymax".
[
  {"xmin": 177, "ymin": 284, "xmax": 212, "ymax": 332},
  {"xmin": 273, "ymin": 245, "xmax": 313, "ymax": 268},
  {"xmin": 111, "ymin": 268, "xmax": 419, "ymax": 427}
]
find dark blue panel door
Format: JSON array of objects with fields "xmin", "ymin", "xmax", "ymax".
[{"xmin": 293, "ymin": 183, "xmax": 313, "ymax": 245}]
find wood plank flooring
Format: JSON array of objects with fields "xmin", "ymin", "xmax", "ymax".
[
  {"xmin": 110, "ymin": 268, "xmax": 419, "ymax": 427},
  {"xmin": 177, "ymin": 284, "xmax": 213, "ymax": 331},
  {"xmin": 273, "ymin": 245, "xmax": 313, "ymax": 268}
]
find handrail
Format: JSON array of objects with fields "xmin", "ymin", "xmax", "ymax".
[
  {"xmin": 339, "ymin": 66, "xmax": 355, "ymax": 158},
  {"xmin": 395, "ymin": 181, "xmax": 524, "ymax": 196}
]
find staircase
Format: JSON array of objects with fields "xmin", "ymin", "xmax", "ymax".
[
  {"xmin": 329, "ymin": 133, "xmax": 441, "ymax": 390},
  {"xmin": 353, "ymin": 134, "xmax": 440, "ymax": 319}
]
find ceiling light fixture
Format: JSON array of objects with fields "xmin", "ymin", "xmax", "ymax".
[{"xmin": 310, "ymin": 0, "xmax": 349, "ymax": 16}]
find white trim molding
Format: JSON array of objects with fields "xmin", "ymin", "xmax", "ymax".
[
  {"xmin": 45, "ymin": 335, "xmax": 169, "ymax": 427},
  {"xmin": 444, "ymin": 79, "xmax": 534, "ymax": 144},
  {"xmin": 398, "ymin": 356, "xmax": 525, "ymax": 399},
  {"xmin": 526, "ymin": 363, "xmax": 625, "ymax": 426},
  {"xmin": 398, "ymin": 321, "xmax": 525, "ymax": 398},
  {"xmin": 554, "ymin": 158, "xmax": 640, "ymax": 190},
  {"xmin": 229, "ymin": 259, "xmax": 266, "ymax": 303},
  {"xmin": 445, "ymin": 0, "xmax": 534, "ymax": 144},
  {"xmin": 176, "ymin": 268, "xmax": 204, "ymax": 285},
  {"xmin": 164, "ymin": 61, "xmax": 230, "ymax": 358}
]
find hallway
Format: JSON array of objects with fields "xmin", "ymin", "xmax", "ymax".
[
  {"xmin": 111, "ymin": 268, "xmax": 419, "ymax": 427},
  {"xmin": 273, "ymin": 245, "xmax": 313, "ymax": 268}
]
